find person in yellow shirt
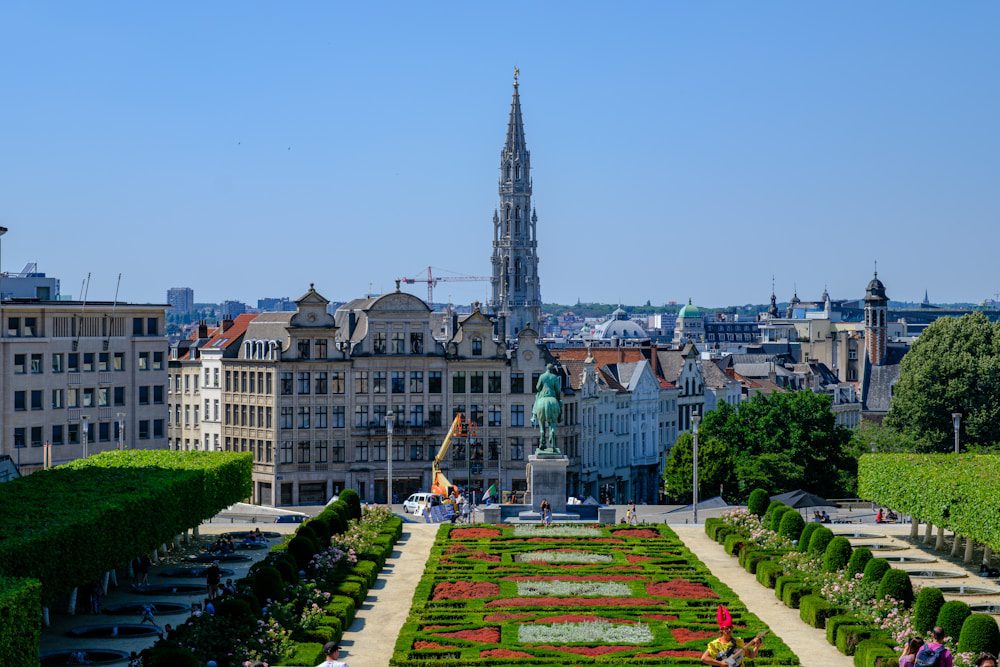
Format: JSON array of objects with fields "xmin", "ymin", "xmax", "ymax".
[{"xmin": 700, "ymin": 605, "xmax": 762, "ymax": 666}]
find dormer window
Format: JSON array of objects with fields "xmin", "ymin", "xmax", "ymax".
[{"xmin": 472, "ymin": 337, "xmax": 483, "ymax": 356}]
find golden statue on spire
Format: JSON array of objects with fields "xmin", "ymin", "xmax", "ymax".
[{"xmin": 513, "ymin": 66, "xmax": 520, "ymax": 86}]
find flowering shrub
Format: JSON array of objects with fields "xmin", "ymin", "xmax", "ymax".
[
  {"xmin": 722, "ymin": 509, "xmax": 794, "ymax": 551},
  {"xmin": 517, "ymin": 620, "xmax": 653, "ymax": 644}
]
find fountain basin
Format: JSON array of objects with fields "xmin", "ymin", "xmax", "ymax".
[
  {"xmin": 160, "ymin": 566, "xmax": 235, "ymax": 578},
  {"xmin": 224, "ymin": 530, "xmax": 281, "ymax": 539},
  {"xmin": 236, "ymin": 542, "xmax": 269, "ymax": 550},
  {"xmin": 969, "ymin": 604, "xmax": 1000, "ymax": 614},
  {"xmin": 905, "ymin": 570, "xmax": 967, "ymax": 579},
  {"xmin": 187, "ymin": 553, "xmax": 251, "ymax": 563},
  {"xmin": 883, "ymin": 555, "xmax": 937, "ymax": 563},
  {"xmin": 936, "ymin": 585, "xmax": 1000, "ymax": 596},
  {"xmin": 41, "ymin": 649, "xmax": 129, "ymax": 666},
  {"xmin": 103, "ymin": 601, "xmax": 190, "ymax": 616},
  {"xmin": 130, "ymin": 583, "xmax": 205, "ymax": 596},
  {"xmin": 842, "ymin": 533, "xmax": 882, "ymax": 539},
  {"xmin": 66, "ymin": 624, "xmax": 160, "ymax": 639},
  {"xmin": 850, "ymin": 543, "xmax": 904, "ymax": 551}
]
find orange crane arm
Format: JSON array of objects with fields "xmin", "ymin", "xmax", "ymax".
[{"xmin": 431, "ymin": 414, "xmax": 464, "ymax": 496}]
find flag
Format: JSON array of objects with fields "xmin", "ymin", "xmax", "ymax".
[{"xmin": 483, "ymin": 484, "xmax": 498, "ymax": 501}]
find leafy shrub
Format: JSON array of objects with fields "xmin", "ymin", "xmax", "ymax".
[
  {"xmin": 779, "ymin": 511, "xmax": 806, "ymax": 542},
  {"xmin": 877, "ymin": 569, "xmax": 913, "ymax": 607},
  {"xmin": 715, "ymin": 525, "xmax": 734, "ymax": 544},
  {"xmin": 847, "ymin": 546, "xmax": 873, "ymax": 577},
  {"xmin": 823, "ymin": 537, "xmax": 853, "ymax": 572},
  {"xmin": 756, "ymin": 560, "xmax": 783, "ymax": 588},
  {"xmin": 936, "ymin": 600, "xmax": 972, "ymax": 642},
  {"xmin": 763, "ymin": 500, "xmax": 785, "ymax": 526},
  {"xmin": 799, "ymin": 594, "xmax": 839, "ymax": 629},
  {"xmin": 327, "ymin": 503, "xmax": 350, "ymax": 535},
  {"xmin": 862, "ymin": 558, "xmax": 890, "ymax": 584},
  {"xmin": 274, "ymin": 557, "xmax": 299, "ymax": 585},
  {"xmin": 826, "ymin": 614, "xmax": 861, "ymax": 645},
  {"xmin": 770, "ymin": 505, "xmax": 794, "ymax": 532},
  {"xmin": 775, "ymin": 575, "xmax": 800, "ymax": 600},
  {"xmin": 704, "ymin": 517, "xmax": 723, "ymax": 539},
  {"xmin": 748, "ymin": 489, "xmax": 770, "ymax": 517},
  {"xmin": 215, "ymin": 597, "xmax": 254, "ymax": 623},
  {"xmin": 958, "ymin": 613, "xmax": 1000, "ymax": 655},
  {"xmin": 742, "ymin": 550, "xmax": 774, "ymax": 574},
  {"xmin": 252, "ymin": 566, "xmax": 285, "ymax": 604},
  {"xmin": 808, "ymin": 525, "xmax": 834, "ymax": 557},
  {"xmin": 145, "ymin": 646, "xmax": 200, "ymax": 667},
  {"xmin": 350, "ymin": 560, "xmax": 378, "ymax": 588},
  {"xmin": 296, "ymin": 524, "xmax": 319, "ymax": 545},
  {"xmin": 724, "ymin": 533, "xmax": 746, "ymax": 556},
  {"xmin": 782, "ymin": 581, "xmax": 812, "ymax": 609},
  {"xmin": 836, "ymin": 623, "xmax": 885, "ymax": 656},
  {"xmin": 798, "ymin": 523, "xmax": 821, "ymax": 553},
  {"xmin": 339, "ymin": 488, "xmax": 363, "ymax": 520},
  {"xmin": 287, "ymin": 536, "xmax": 318, "ymax": 569},
  {"xmin": 285, "ymin": 642, "xmax": 326, "ymax": 667},
  {"xmin": 913, "ymin": 587, "xmax": 945, "ymax": 634},
  {"xmin": 853, "ymin": 638, "xmax": 897, "ymax": 667},
  {"xmin": 0, "ymin": 577, "xmax": 41, "ymax": 666}
]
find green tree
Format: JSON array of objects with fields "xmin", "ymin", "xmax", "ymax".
[
  {"xmin": 886, "ymin": 312, "xmax": 1000, "ymax": 451},
  {"xmin": 662, "ymin": 432, "xmax": 733, "ymax": 503}
]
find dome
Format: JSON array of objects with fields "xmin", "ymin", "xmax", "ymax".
[
  {"xmin": 678, "ymin": 299, "xmax": 701, "ymax": 319},
  {"xmin": 591, "ymin": 308, "xmax": 649, "ymax": 340},
  {"xmin": 865, "ymin": 272, "xmax": 888, "ymax": 302}
]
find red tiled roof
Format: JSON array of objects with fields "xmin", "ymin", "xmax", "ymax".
[
  {"xmin": 179, "ymin": 313, "xmax": 258, "ymax": 360},
  {"xmin": 552, "ymin": 347, "xmax": 676, "ymax": 389}
]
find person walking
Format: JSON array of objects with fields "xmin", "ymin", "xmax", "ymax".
[
  {"xmin": 206, "ymin": 561, "xmax": 222, "ymax": 600},
  {"xmin": 139, "ymin": 555, "xmax": 151, "ymax": 587},
  {"xmin": 316, "ymin": 642, "xmax": 348, "ymax": 667},
  {"xmin": 540, "ymin": 499, "xmax": 552, "ymax": 526},
  {"xmin": 626, "ymin": 500, "xmax": 638, "ymax": 526},
  {"xmin": 914, "ymin": 627, "xmax": 953, "ymax": 667}
]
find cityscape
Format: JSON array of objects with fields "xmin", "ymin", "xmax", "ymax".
[{"xmin": 2, "ymin": 4, "xmax": 1000, "ymax": 667}]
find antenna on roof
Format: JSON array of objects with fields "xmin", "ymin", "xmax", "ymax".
[
  {"xmin": 106, "ymin": 273, "xmax": 122, "ymax": 349},
  {"xmin": 74, "ymin": 273, "xmax": 91, "ymax": 351}
]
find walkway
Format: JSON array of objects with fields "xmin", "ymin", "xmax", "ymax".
[
  {"xmin": 672, "ymin": 525, "xmax": 853, "ymax": 667},
  {"xmin": 338, "ymin": 521, "xmax": 438, "ymax": 667}
]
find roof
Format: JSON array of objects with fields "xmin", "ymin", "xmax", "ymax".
[
  {"xmin": 553, "ymin": 347, "xmax": 676, "ymax": 390},
  {"xmin": 678, "ymin": 299, "xmax": 701, "ymax": 318},
  {"xmin": 700, "ymin": 358, "xmax": 735, "ymax": 389},
  {"xmin": 243, "ymin": 311, "xmax": 295, "ymax": 344},
  {"xmin": 860, "ymin": 355, "xmax": 903, "ymax": 414},
  {"xmin": 177, "ymin": 313, "xmax": 258, "ymax": 360}
]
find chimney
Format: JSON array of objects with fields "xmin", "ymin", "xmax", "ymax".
[
  {"xmin": 221, "ymin": 318, "xmax": 234, "ymax": 333},
  {"xmin": 197, "ymin": 320, "xmax": 209, "ymax": 339},
  {"xmin": 618, "ymin": 344, "xmax": 625, "ymax": 364},
  {"xmin": 648, "ymin": 343, "xmax": 659, "ymax": 380}
]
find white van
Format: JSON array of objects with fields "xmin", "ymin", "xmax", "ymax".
[{"xmin": 403, "ymin": 493, "xmax": 443, "ymax": 514}]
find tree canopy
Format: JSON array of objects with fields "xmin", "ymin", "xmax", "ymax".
[{"xmin": 885, "ymin": 312, "xmax": 1000, "ymax": 451}]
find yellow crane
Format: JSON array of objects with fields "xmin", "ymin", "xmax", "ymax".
[{"xmin": 431, "ymin": 412, "xmax": 477, "ymax": 496}]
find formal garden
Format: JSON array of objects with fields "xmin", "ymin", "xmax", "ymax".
[{"xmin": 390, "ymin": 523, "xmax": 800, "ymax": 665}]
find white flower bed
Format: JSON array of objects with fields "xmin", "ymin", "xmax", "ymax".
[
  {"xmin": 513, "ymin": 551, "xmax": 614, "ymax": 564},
  {"xmin": 513, "ymin": 525, "xmax": 601, "ymax": 538},
  {"xmin": 518, "ymin": 621, "xmax": 653, "ymax": 644},
  {"xmin": 516, "ymin": 580, "xmax": 631, "ymax": 597}
]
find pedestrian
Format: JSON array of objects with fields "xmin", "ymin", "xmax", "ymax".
[
  {"xmin": 898, "ymin": 637, "xmax": 924, "ymax": 667},
  {"xmin": 914, "ymin": 627, "xmax": 953, "ymax": 667},
  {"xmin": 139, "ymin": 555, "xmax": 151, "ymax": 586},
  {"xmin": 626, "ymin": 500, "xmax": 638, "ymax": 526},
  {"xmin": 139, "ymin": 603, "xmax": 157, "ymax": 627},
  {"xmin": 127, "ymin": 650, "xmax": 142, "ymax": 667},
  {"xmin": 975, "ymin": 654, "xmax": 997, "ymax": 667},
  {"xmin": 316, "ymin": 641, "xmax": 347, "ymax": 667},
  {"xmin": 540, "ymin": 499, "xmax": 552, "ymax": 526},
  {"xmin": 206, "ymin": 561, "xmax": 222, "ymax": 600}
]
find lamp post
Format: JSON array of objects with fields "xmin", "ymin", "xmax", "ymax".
[
  {"xmin": 385, "ymin": 412, "xmax": 395, "ymax": 507},
  {"xmin": 0, "ymin": 226, "xmax": 7, "ymax": 302},
  {"xmin": 117, "ymin": 412, "xmax": 126, "ymax": 450},
  {"xmin": 81, "ymin": 416, "xmax": 89, "ymax": 459},
  {"xmin": 692, "ymin": 409, "xmax": 701, "ymax": 525},
  {"xmin": 952, "ymin": 412, "xmax": 962, "ymax": 454}
]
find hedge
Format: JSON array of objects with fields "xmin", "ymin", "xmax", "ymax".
[
  {"xmin": 797, "ymin": 523, "xmax": 820, "ymax": 553},
  {"xmin": 770, "ymin": 505, "xmax": 794, "ymax": 533},
  {"xmin": 936, "ymin": 600, "xmax": 972, "ymax": 642},
  {"xmin": 0, "ymin": 577, "xmax": 41, "ymax": 667},
  {"xmin": 748, "ymin": 488, "xmax": 770, "ymax": 517},
  {"xmin": 808, "ymin": 525, "xmax": 834, "ymax": 557},
  {"xmin": 958, "ymin": 613, "xmax": 1000, "ymax": 655},
  {"xmin": 0, "ymin": 450, "xmax": 251, "ymax": 605},
  {"xmin": 863, "ymin": 557, "xmax": 891, "ymax": 584},
  {"xmin": 826, "ymin": 614, "xmax": 861, "ymax": 645},
  {"xmin": 853, "ymin": 638, "xmax": 898, "ymax": 667},
  {"xmin": 782, "ymin": 582, "xmax": 813, "ymax": 609},
  {"xmin": 724, "ymin": 532, "xmax": 747, "ymax": 556},
  {"xmin": 877, "ymin": 569, "xmax": 913, "ymax": 607},
  {"xmin": 779, "ymin": 511, "xmax": 806, "ymax": 542},
  {"xmin": 756, "ymin": 560, "xmax": 783, "ymax": 588},
  {"xmin": 913, "ymin": 587, "xmax": 945, "ymax": 633},
  {"xmin": 799, "ymin": 594, "xmax": 840, "ymax": 629},
  {"xmin": 823, "ymin": 536, "xmax": 853, "ymax": 573},
  {"xmin": 858, "ymin": 453, "xmax": 1000, "ymax": 550},
  {"xmin": 847, "ymin": 546, "xmax": 873, "ymax": 577}
]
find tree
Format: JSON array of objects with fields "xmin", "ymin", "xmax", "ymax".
[
  {"xmin": 662, "ymin": 432, "xmax": 733, "ymax": 503},
  {"xmin": 886, "ymin": 312, "xmax": 1000, "ymax": 451}
]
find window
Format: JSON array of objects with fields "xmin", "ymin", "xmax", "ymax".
[
  {"xmin": 409, "ymin": 371, "xmax": 424, "ymax": 393},
  {"xmin": 24, "ymin": 318, "xmax": 38, "ymax": 336},
  {"xmin": 315, "ymin": 440, "xmax": 328, "ymax": 463},
  {"xmin": 331, "ymin": 371, "xmax": 344, "ymax": 394},
  {"xmin": 225, "ymin": 371, "xmax": 232, "ymax": 392},
  {"xmin": 52, "ymin": 389, "xmax": 63, "ymax": 409},
  {"xmin": 138, "ymin": 352, "xmax": 149, "ymax": 371},
  {"xmin": 410, "ymin": 404, "xmax": 424, "ymax": 427},
  {"xmin": 510, "ymin": 372, "xmax": 524, "ymax": 394},
  {"xmin": 489, "ymin": 438, "xmax": 501, "ymax": 461},
  {"xmin": 472, "ymin": 337, "xmax": 483, "ymax": 356},
  {"xmin": 510, "ymin": 437, "xmax": 524, "ymax": 461},
  {"xmin": 52, "ymin": 353, "xmax": 64, "ymax": 373},
  {"xmin": 113, "ymin": 352, "xmax": 124, "ymax": 371},
  {"xmin": 410, "ymin": 442, "xmax": 423, "ymax": 460},
  {"xmin": 213, "ymin": 368, "xmax": 219, "ymax": 387},
  {"xmin": 153, "ymin": 419, "xmax": 164, "ymax": 438},
  {"xmin": 239, "ymin": 372, "xmax": 246, "ymax": 393},
  {"xmin": 281, "ymin": 441, "xmax": 293, "ymax": 464},
  {"xmin": 470, "ymin": 372, "xmax": 484, "ymax": 393},
  {"xmin": 14, "ymin": 427, "xmax": 25, "ymax": 449},
  {"xmin": 14, "ymin": 355, "xmax": 25, "ymax": 374},
  {"xmin": 297, "ymin": 339, "xmax": 310, "ymax": 359},
  {"xmin": 511, "ymin": 404, "xmax": 525, "ymax": 427},
  {"xmin": 30, "ymin": 354, "xmax": 43, "ymax": 374},
  {"xmin": 248, "ymin": 372, "xmax": 255, "ymax": 393},
  {"xmin": 429, "ymin": 405, "xmax": 442, "ymax": 427},
  {"xmin": 266, "ymin": 373, "xmax": 272, "ymax": 394},
  {"xmin": 354, "ymin": 371, "xmax": 368, "ymax": 394},
  {"xmin": 471, "ymin": 404, "xmax": 483, "ymax": 426},
  {"xmin": 391, "ymin": 371, "xmax": 405, "ymax": 394},
  {"xmin": 153, "ymin": 386, "xmax": 164, "ymax": 404},
  {"xmin": 113, "ymin": 386, "xmax": 125, "ymax": 406},
  {"xmin": 314, "ymin": 372, "xmax": 327, "ymax": 395},
  {"xmin": 374, "ymin": 441, "xmax": 386, "ymax": 462},
  {"xmin": 68, "ymin": 353, "xmax": 79, "ymax": 373},
  {"xmin": 451, "ymin": 441, "xmax": 464, "ymax": 462},
  {"xmin": 391, "ymin": 332, "xmax": 405, "ymax": 354},
  {"xmin": 373, "ymin": 405, "xmax": 387, "ymax": 426},
  {"xmin": 315, "ymin": 339, "xmax": 328, "ymax": 359},
  {"xmin": 488, "ymin": 404, "xmax": 502, "ymax": 427},
  {"xmin": 315, "ymin": 406, "xmax": 327, "ymax": 428},
  {"xmin": 139, "ymin": 420, "xmax": 150, "ymax": 439},
  {"xmin": 83, "ymin": 388, "xmax": 95, "ymax": 408},
  {"xmin": 67, "ymin": 423, "xmax": 79, "ymax": 445},
  {"xmin": 332, "ymin": 405, "xmax": 345, "ymax": 428},
  {"xmin": 280, "ymin": 407, "xmax": 293, "ymax": 429},
  {"xmin": 428, "ymin": 371, "xmax": 442, "ymax": 394},
  {"xmin": 98, "ymin": 352, "xmax": 109, "ymax": 372},
  {"xmin": 373, "ymin": 371, "xmax": 386, "ymax": 394},
  {"xmin": 31, "ymin": 426, "xmax": 42, "ymax": 448},
  {"xmin": 67, "ymin": 388, "xmax": 79, "ymax": 408},
  {"xmin": 280, "ymin": 372, "xmax": 293, "ymax": 395},
  {"xmin": 99, "ymin": 422, "xmax": 110, "ymax": 442},
  {"xmin": 152, "ymin": 352, "xmax": 164, "ymax": 370},
  {"xmin": 52, "ymin": 425, "xmax": 64, "ymax": 446},
  {"xmin": 139, "ymin": 386, "xmax": 150, "ymax": 405},
  {"xmin": 265, "ymin": 407, "xmax": 272, "ymax": 428},
  {"xmin": 410, "ymin": 332, "xmax": 423, "ymax": 354},
  {"xmin": 297, "ymin": 372, "xmax": 310, "ymax": 394},
  {"xmin": 331, "ymin": 440, "xmax": 345, "ymax": 462},
  {"xmin": 6, "ymin": 318, "xmax": 19, "ymax": 337},
  {"xmin": 373, "ymin": 332, "xmax": 386, "ymax": 354},
  {"xmin": 354, "ymin": 405, "xmax": 368, "ymax": 428},
  {"xmin": 98, "ymin": 387, "xmax": 109, "ymax": 407},
  {"xmin": 354, "ymin": 441, "xmax": 368, "ymax": 462},
  {"xmin": 133, "ymin": 318, "xmax": 144, "ymax": 335},
  {"xmin": 298, "ymin": 441, "xmax": 311, "ymax": 463},
  {"xmin": 393, "ymin": 440, "xmax": 404, "ymax": 462},
  {"xmin": 452, "ymin": 372, "xmax": 466, "ymax": 393},
  {"xmin": 488, "ymin": 371, "xmax": 502, "ymax": 393}
]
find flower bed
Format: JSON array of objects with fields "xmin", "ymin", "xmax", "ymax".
[{"xmin": 390, "ymin": 523, "xmax": 800, "ymax": 665}]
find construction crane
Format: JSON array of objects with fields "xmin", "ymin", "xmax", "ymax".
[
  {"xmin": 398, "ymin": 266, "xmax": 491, "ymax": 305},
  {"xmin": 431, "ymin": 412, "xmax": 478, "ymax": 497}
]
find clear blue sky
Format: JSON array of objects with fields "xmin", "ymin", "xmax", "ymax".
[{"xmin": 2, "ymin": 2, "xmax": 998, "ymax": 307}]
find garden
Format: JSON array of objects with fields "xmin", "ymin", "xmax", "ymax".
[
  {"xmin": 391, "ymin": 523, "xmax": 800, "ymax": 665},
  {"xmin": 706, "ymin": 487, "xmax": 1000, "ymax": 667}
]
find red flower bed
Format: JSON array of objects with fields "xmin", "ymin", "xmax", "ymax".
[
  {"xmin": 486, "ymin": 596, "xmax": 653, "ymax": 608},
  {"xmin": 469, "ymin": 550, "xmax": 501, "ymax": 562},
  {"xmin": 537, "ymin": 645, "xmax": 637, "ymax": 656},
  {"xmin": 533, "ymin": 614, "xmax": 635, "ymax": 624},
  {"xmin": 646, "ymin": 579, "xmax": 719, "ymax": 599},
  {"xmin": 451, "ymin": 528, "xmax": 501, "ymax": 539},
  {"xmin": 672, "ymin": 628, "xmax": 718, "ymax": 643},
  {"xmin": 642, "ymin": 613, "xmax": 679, "ymax": 621},
  {"xmin": 516, "ymin": 537, "xmax": 623, "ymax": 543},
  {"xmin": 626, "ymin": 554, "xmax": 653, "ymax": 563},
  {"xmin": 484, "ymin": 612, "xmax": 533, "ymax": 622},
  {"xmin": 634, "ymin": 649, "xmax": 703, "ymax": 658},
  {"xmin": 413, "ymin": 641, "xmax": 458, "ymax": 650},
  {"xmin": 612, "ymin": 528, "xmax": 660, "ymax": 539},
  {"xmin": 481, "ymin": 648, "xmax": 534, "ymax": 658},
  {"xmin": 432, "ymin": 627, "xmax": 500, "ymax": 643},
  {"xmin": 431, "ymin": 581, "xmax": 500, "ymax": 600},
  {"xmin": 501, "ymin": 575, "xmax": 640, "ymax": 582},
  {"xmin": 420, "ymin": 625, "xmax": 454, "ymax": 630}
]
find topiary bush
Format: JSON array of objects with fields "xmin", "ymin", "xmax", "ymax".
[
  {"xmin": 748, "ymin": 489, "xmax": 770, "ymax": 517},
  {"xmin": 763, "ymin": 500, "xmax": 785, "ymax": 526},
  {"xmin": 287, "ymin": 535, "xmax": 318, "ymax": 569},
  {"xmin": 339, "ymin": 488, "xmax": 363, "ymax": 520},
  {"xmin": 799, "ymin": 594, "xmax": 839, "ymax": 629},
  {"xmin": 756, "ymin": 560, "xmax": 783, "ymax": 588},
  {"xmin": 770, "ymin": 505, "xmax": 793, "ymax": 532},
  {"xmin": 251, "ymin": 566, "xmax": 285, "ymax": 604},
  {"xmin": 145, "ymin": 646, "xmax": 200, "ymax": 667},
  {"xmin": 826, "ymin": 614, "xmax": 861, "ymax": 646},
  {"xmin": 798, "ymin": 523, "xmax": 821, "ymax": 553},
  {"xmin": 273, "ymin": 557, "xmax": 299, "ymax": 585},
  {"xmin": 958, "ymin": 613, "xmax": 1000, "ymax": 655},
  {"xmin": 877, "ymin": 569, "xmax": 913, "ymax": 607},
  {"xmin": 847, "ymin": 546, "xmax": 873, "ymax": 577},
  {"xmin": 823, "ymin": 536, "xmax": 853, "ymax": 572},
  {"xmin": 913, "ymin": 587, "xmax": 945, "ymax": 634},
  {"xmin": 936, "ymin": 600, "xmax": 972, "ymax": 642},
  {"xmin": 862, "ymin": 557, "xmax": 891, "ymax": 584},
  {"xmin": 215, "ymin": 597, "xmax": 254, "ymax": 623},
  {"xmin": 724, "ymin": 533, "xmax": 746, "ymax": 556},
  {"xmin": 808, "ymin": 525, "xmax": 834, "ymax": 557},
  {"xmin": 779, "ymin": 511, "xmax": 805, "ymax": 542}
]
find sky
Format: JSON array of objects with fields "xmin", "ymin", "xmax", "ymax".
[{"xmin": 1, "ymin": 2, "xmax": 998, "ymax": 308}]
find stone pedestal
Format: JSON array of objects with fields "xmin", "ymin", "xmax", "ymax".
[
  {"xmin": 528, "ymin": 455, "xmax": 570, "ymax": 514},
  {"xmin": 598, "ymin": 507, "xmax": 617, "ymax": 525},
  {"xmin": 482, "ymin": 506, "xmax": 502, "ymax": 524}
]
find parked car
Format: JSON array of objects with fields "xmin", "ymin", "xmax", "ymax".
[
  {"xmin": 274, "ymin": 513, "xmax": 308, "ymax": 524},
  {"xmin": 403, "ymin": 493, "xmax": 443, "ymax": 514}
]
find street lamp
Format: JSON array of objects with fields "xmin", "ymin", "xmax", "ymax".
[
  {"xmin": 692, "ymin": 409, "xmax": 701, "ymax": 525},
  {"xmin": 117, "ymin": 413, "xmax": 126, "ymax": 450},
  {"xmin": 0, "ymin": 226, "xmax": 7, "ymax": 302},
  {"xmin": 81, "ymin": 416, "xmax": 89, "ymax": 459},
  {"xmin": 385, "ymin": 412, "xmax": 395, "ymax": 507},
  {"xmin": 952, "ymin": 412, "xmax": 962, "ymax": 454}
]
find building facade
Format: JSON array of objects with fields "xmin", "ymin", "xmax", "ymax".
[{"xmin": 167, "ymin": 287, "xmax": 194, "ymax": 314}]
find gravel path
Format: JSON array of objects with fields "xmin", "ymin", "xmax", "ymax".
[{"xmin": 672, "ymin": 525, "xmax": 854, "ymax": 667}]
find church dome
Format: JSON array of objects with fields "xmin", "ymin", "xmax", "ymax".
[
  {"xmin": 592, "ymin": 307, "xmax": 648, "ymax": 340},
  {"xmin": 678, "ymin": 299, "xmax": 701, "ymax": 319}
]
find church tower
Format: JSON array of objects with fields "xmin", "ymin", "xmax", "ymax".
[
  {"xmin": 490, "ymin": 70, "xmax": 542, "ymax": 340},
  {"xmin": 864, "ymin": 270, "xmax": 889, "ymax": 366}
]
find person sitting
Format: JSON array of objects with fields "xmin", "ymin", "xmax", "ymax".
[
  {"xmin": 821, "ymin": 511, "xmax": 831, "ymax": 523},
  {"xmin": 876, "ymin": 508, "xmax": 884, "ymax": 524},
  {"xmin": 701, "ymin": 605, "xmax": 762, "ymax": 666},
  {"xmin": 886, "ymin": 509, "xmax": 899, "ymax": 522}
]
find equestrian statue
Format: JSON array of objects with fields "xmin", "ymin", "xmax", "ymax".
[{"xmin": 531, "ymin": 363, "xmax": 563, "ymax": 455}]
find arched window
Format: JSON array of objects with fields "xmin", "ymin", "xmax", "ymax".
[
  {"xmin": 506, "ymin": 164, "xmax": 512, "ymax": 180},
  {"xmin": 514, "ymin": 258, "xmax": 523, "ymax": 290},
  {"xmin": 515, "ymin": 164, "xmax": 521, "ymax": 180},
  {"xmin": 515, "ymin": 206, "xmax": 521, "ymax": 220}
]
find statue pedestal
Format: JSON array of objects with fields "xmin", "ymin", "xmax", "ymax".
[{"xmin": 527, "ymin": 454, "xmax": 570, "ymax": 514}]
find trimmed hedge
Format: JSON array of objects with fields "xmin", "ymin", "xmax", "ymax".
[
  {"xmin": 836, "ymin": 623, "xmax": 887, "ymax": 656},
  {"xmin": 339, "ymin": 488, "xmax": 363, "ymax": 520},
  {"xmin": 863, "ymin": 557, "xmax": 891, "ymax": 584},
  {"xmin": 958, "ymin": 613, "xmax": 1000, "ymax": 655},
  {"xmin": 782, "ymin": 582, "xmax": 813, "ymax": 609},
  {"xmin": 763, "ymin": 500, "xmax": 785, "ymax": 526},
  {"xmin": 779, "ymin": 511, "xmax": 806, "ymax": 542},
  {"xmin": 913, "ymin": 587, "xmax": 945, "ymax": 634},
  {"xmin": 937, "ymin": 600, "xmax": 972, "ymax": 642},
  {"xmin": 0, "ymin": 577, "xmax": 41, "ymax": 667},
  {"xmin": 847, "ymin": 546, "xmax": 873, "ymax": 577},
  {"xmin": 798, "ymin": 523, "xmax": 821, "ymax": 553},
  {"xmin": 748, "ymin": 488, "xmax": 770, "ymax": 517},
  {"xmin": 799, "ymin": 594, "xmax": 840, "ymax": 629},
  {"xmin": 853, "ymin": 638, "xmax": 898, "ymax": 667},
  {"xmin": 724, "ymin": 532, "xmax": 747, "ymax": 556},
  {"xmin": 877, "ymin": 569, "xmax": 913, "ymax": 608},
  {"xmin": 823, "ymin": 536, "xmax": 853, "ymax": 572},
  {"xmin": 770, "ymin": 505, "xmax": 794, "ymax": 532},
  {"xmin": 808, "ymin": 525, "xmax": 834, "ymax": 557},
  {"xmin": 826, "ymin": 614, "xmax": 861, "ymax": 645},
  {"xmin": 756, "ymin": 560, "xmax": 783, "ymax": 589},
  {"xmin": 858, "ymin": 454, "xmax": 1000, "ymax": 550}
]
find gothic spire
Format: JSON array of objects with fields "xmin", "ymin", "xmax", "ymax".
[{"xmin": 504, "ymin": 68, "xmax": 527, "ymax": 158}]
